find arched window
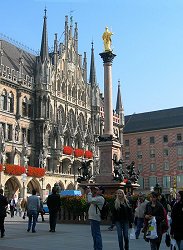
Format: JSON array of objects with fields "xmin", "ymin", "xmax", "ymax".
[
  {"xmin": 22, "ymin": 96, "xmax": 28, "ymax": 116},
  {"xmin": 7, "ymin": 92, "xmax": 14, "ymax": 113},
  {"xmin": 1, "ymin": 89, "xmax": 7, "ymax": 110}
]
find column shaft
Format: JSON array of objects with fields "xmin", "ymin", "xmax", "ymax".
[{"xmin": 104, "ymin": 62, "xmax": 113, "ymax": 135}]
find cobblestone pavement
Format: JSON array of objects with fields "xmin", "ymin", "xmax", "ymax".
[{"xmin": 0, "ymin": 214, "xmax": 168, "ymax": 250}]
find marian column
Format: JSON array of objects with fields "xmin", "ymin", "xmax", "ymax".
[{"xmin": 95, "ymin": 27, "xmax": 122, "ymax": 185}]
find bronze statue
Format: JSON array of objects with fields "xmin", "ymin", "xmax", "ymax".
[
  {"xmin": 102, "ymin": 27, "xmax": 113, "ymax": 52},
  {"xmin": 77, "ymin": 160, "xmax": 93, "ymax": 183}
]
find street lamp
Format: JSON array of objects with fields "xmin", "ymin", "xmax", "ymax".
[{"xmin": 21, "ymin": 173, "xmax": 27, "ymax": 199}]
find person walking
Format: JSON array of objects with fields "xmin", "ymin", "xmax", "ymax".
[
  {"xmin": 21, "ymin": 198, "xmax": 27, "ymax": 219},
  {"xmin": 47, "ymin": 187, "xmax": 61, "ymax": 232},
  {"xmin": 135, "ymin": 193, "xmax": 148, "ymax": 239},
  {"xmin": 86, "ymin": 186, "xmax": 105, "ymax": 250},
  {"xmin": 111, "ymin": 189, "xmax": 133, "ymax": 250},
  {"xmin": 37, "ymin": 198, "xmax": 44, "ymax": 222},
  {"xmin": 170, "ymin": 191, "xmax": 183, "ymax": 250},
  {"xmin": 0, "ymin": 189, "xmax": 8, "ymax": 238},
  {"xmin": 9, "ymin": 196, "xmax": 15, "ymax": 218},
  {"xmin": 27, "ymin": 189, "xmax": 40, "ymax": 233},
  {"xmin": 144, "ymin": 191, "xmax": 165, "ymax": 250},
  {"xmin": 16, "ymin": 198, "xmax": 22, "ymax": 217}
]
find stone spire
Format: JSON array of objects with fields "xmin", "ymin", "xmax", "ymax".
[
  {"xmin": 116, "ymin": 80, "xmax": 124, "ymax": 128},
  {"xmin": 54, "ymin": 33, "xmax": 58, "ymax": 67},
  {"xmin": 89, "ymin": 42, "xmax": 97, "ymax": 87},
  {"xmin": 40, "ymin": 8, "xmax": 49, "ymax": 63},
  {"xmin": 116, "ymin": 80, "xmax": 123, "ymax": 114},
  {"xmin": 83, "ymin": 52, "xmax": 87, "ymax": 83}
]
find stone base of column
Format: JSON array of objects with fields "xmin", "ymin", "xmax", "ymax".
[{"xmin": 95, "ymin": 139, "xmax": 121, "ymax": 183}]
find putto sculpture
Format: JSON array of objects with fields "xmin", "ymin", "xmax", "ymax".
[
  {"xmin": 112, "ymin": 157, "xmax": 140, "ymax": 184},
  {"xmin": 77, "ymin": 160, "xmax": 93, "ymax": 183}
]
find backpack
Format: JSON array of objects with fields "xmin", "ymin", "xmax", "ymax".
[{"xmin": 96, "ymin": 200, "xmax": 109, "ymax": 220}]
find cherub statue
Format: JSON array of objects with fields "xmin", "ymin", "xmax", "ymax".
[{"xmin": 102, "ymin": 27, "xmax": 113, "ymax": 52}]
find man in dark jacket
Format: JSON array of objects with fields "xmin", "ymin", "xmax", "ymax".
[
  {"xmin": 47, "ymin": 187, "xmax": 61, "ymax": 232},
  {"xmin": 0, "ymin": 189, "xmax": 8, "ymax": 238}
]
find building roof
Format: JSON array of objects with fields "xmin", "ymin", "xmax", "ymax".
[
  {"xmin": 124, "ymin": 106, "xmax": 183, "ymax": 133},
  {"xmin": 1, "ymin": 39, "xmax": 36, "ymax": 77}
]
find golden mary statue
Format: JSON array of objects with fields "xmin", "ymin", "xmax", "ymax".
[{"xmin": 102, "ymin": 26, "xmax": 113, "ymax": 52}]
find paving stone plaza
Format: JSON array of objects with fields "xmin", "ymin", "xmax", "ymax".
[{"xmin": 0, "ymin": 214, "xmax": 168, "ymax": 250}]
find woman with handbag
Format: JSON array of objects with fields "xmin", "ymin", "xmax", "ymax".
[
  {"xmin": 111, "ymin": 189, "xmax": 134, "ymax": 250},
  {"xmin": 170, "ymin": 191, "xmax": 183, "ymax": 250},
  {"xmin": 144, "ymin": 192, "xmax": 165, "ymax": 250}
]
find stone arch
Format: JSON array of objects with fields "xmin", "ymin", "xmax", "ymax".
[
  {"xmin": 27, "ymin": 178, "xmax": 41, "ymax": 196},
  {"xmin": 4, "ymin": 176, "xmax": 21, "ymax": 200},
  {"xmin": 66, "ymin": 183, "xmax": 74, "ymax": 190},
  {"xmin": 62, "ymin": 158, "xmax": 72, "ymax": 174},
  {"xmin": 58, "ymin": 181, "xmax": 64, "ymax": 190},
  {"xmin": 72, "ymin": 159, "xmax": 82, "ymax": 175}
]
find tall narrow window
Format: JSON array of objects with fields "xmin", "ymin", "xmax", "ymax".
[
  {"xmin": 7, "ymin": 92, "xmax": 14, "ymax": 113},
  {"xmin": 150, "ymin": 136, "xmax": 155, "ymax": 144},
  {"xmin": 28, "ymin": 99, "xmax": 32, "ymax": 118},
  {"xmin": 1, "ymin": 89, "xmax": 7, "ymax": 110},
  {"xmin": 150, "ymin": 163, "xmax": 156, "ymax": 172},
  {"xmin": 137, "ymin": 138, "xmax": 142, "ymax": 145},
  {"xmin": 125, "ymin": 139, "xmax": 129, "ymax": 147},
  {"xmin": 7, "ymin": 124, "xmax": 13, "ymax": 141},
  {"xmin": 150, "ymin": 149, "xmax": 155, "ymax": 158},
  {"xmin": 22, "ymin": 97, "xmax": 28, "ymax": 116},
  {"xmin": 163, "ymin": 135, "xmax": 168, "ymax": 143}
]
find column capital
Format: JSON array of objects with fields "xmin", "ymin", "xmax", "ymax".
[{"xmin": 99, "ymin": 51, "xmax": 116, "ymax": 64}]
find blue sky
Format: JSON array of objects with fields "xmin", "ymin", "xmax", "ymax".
[{"xmin": 1, "ymin": 0, "xmax": 183, "ymax": 115}]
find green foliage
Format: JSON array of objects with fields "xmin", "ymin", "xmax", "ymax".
[
  {"xmin": 60, "ymin": 195, "xmax": 116, "ymax": 214},
  {"xmin": 61, "ymin": 196, "xmax": 89, "ymax": 214}
]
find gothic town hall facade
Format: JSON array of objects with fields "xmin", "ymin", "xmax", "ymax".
[{"xmin": 0, "ymin": 12, "xmax": 123, "ymax": 198}]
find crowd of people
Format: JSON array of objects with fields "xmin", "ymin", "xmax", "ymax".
[
  {"xmin": 86, "ymin": 187, "xmax": 183, "ymax": 250},
  {"xmin": 0, "ymin": 187, "xmax": 183, "ymax": 250}
]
